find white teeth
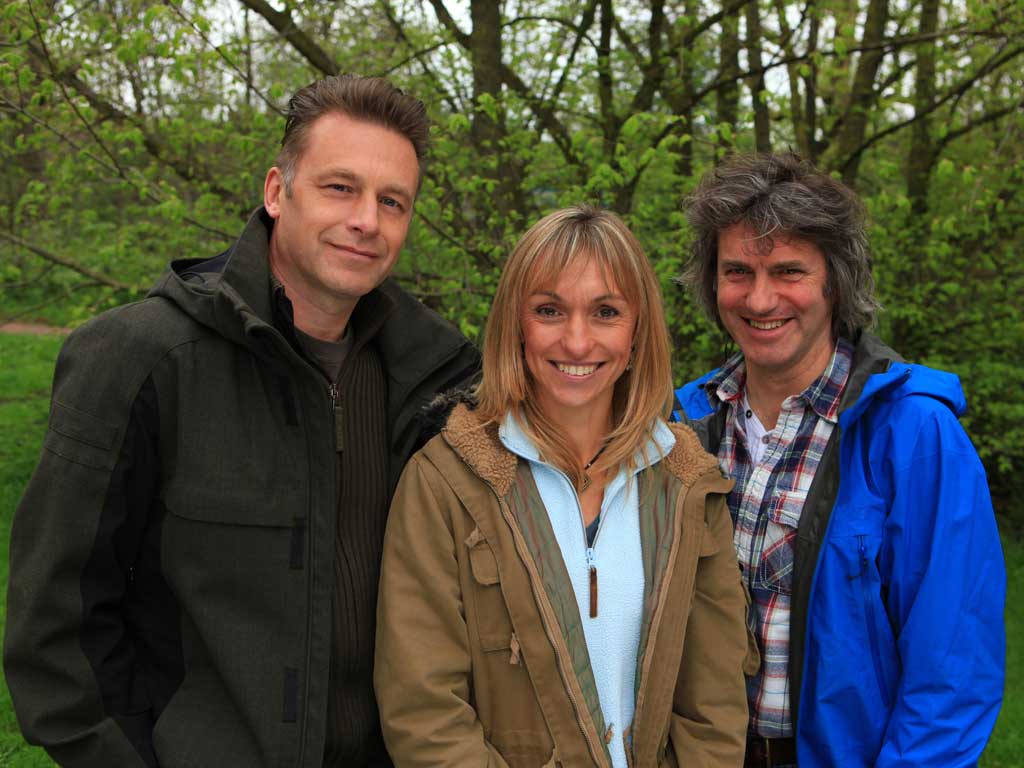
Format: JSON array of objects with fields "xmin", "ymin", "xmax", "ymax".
[
  {"xmin": 556, "ymin": 363, "xmax": 597, "ymax": 376},
  {"xmin": 748, "ymin": 319, "xmax": 786, "ymax": 330}
]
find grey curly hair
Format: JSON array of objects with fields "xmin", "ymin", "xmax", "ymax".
[{"xmin": 680, "ymin": 152, "xmax": 881, "ymax": 340}]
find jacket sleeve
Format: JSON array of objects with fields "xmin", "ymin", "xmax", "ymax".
[
  {"xmin": 665, "ymin": 492, "xmax": 751, "ymax": 767},
  {"xmin": 874, "ymin": 404, "xmax": 1005, "ymax": 767},
  {"xmin": 3, "ymin": 331, "xmax": 160, "ymax": 768},
  {"xmin": 374, "ymin": 455, "xmax": 510, "ymax": 768}
]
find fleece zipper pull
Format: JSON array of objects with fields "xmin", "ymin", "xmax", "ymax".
[{"xmin": 588, "ymin": 547, "xmax": 598, "ymax": 618}]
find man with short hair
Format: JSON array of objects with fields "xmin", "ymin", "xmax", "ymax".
[
  {"xmin": 5, "ymin": 74, "xmax": 479, "ymax": 767},
  {"xmin": 674, "ymin": 153, "xmax": 1005, "ymax": 767}
]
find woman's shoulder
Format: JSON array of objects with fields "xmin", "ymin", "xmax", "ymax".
[
  {"xmin": 661, "ymin": 420, "xmax": 725, "ymax": 487},
  {"xmin": 414, "ymin": 402, "xmax": 519, "ymax": 497}
]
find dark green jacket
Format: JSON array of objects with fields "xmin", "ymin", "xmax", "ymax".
[{"xmin": 4, "ymin": 209, "xmax": 480, "ymax": 768}]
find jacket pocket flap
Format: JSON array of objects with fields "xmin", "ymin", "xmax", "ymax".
[
  {"xmin": 467, "ymin": 530, "xmax": 500, "ymax": 585},
  {"xmin": 163, "ymin": 487, "xmax": 304, "ymax": 527},
  {"xmin": 43, "ymin": 401, "xmax": 120, "ymax": 469}
]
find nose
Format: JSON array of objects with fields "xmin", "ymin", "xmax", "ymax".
[
  {"xmin": 746, "ymin": 272, "xmax": 777, "ymax": 314},
  {"xmin": 347, "ymin": 193, "xmax": 380, "ymax": 237},
  {"xmin": 561, "ymin": 314, "xmax": 594, "ymax": 358}
]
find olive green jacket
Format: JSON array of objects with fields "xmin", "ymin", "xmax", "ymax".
[{"xmin": 375, "ymin": 404, "xmax": 753, "ymax": 768}]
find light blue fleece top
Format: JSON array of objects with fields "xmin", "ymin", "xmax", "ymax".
[{"xmin": 499, "ymin": 413, "xmax": 676, "ymax": 768}]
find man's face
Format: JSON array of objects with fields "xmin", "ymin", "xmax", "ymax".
[
  {"xmin": 264, "ymin": 112, "xmax": 419, "ymax": 315},
  {"xmin": 716, "ymin": 222, "xmax": 834, "ymax": 387}
]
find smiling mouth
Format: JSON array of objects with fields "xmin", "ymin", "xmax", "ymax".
[
  {"xmin": 747, "ymin": 318, "xmax": 788, "ymax": 330},
  {"xmin": 554, "ymin": 362, "xmax": 600, "ymax": 377},
  {"xmin": 329, "ymin": 243, "xmax": 378, "ymax": 259}
]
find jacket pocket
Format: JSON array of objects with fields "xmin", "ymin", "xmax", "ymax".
[
  {"xmin": 465, "ymin": 527, "xmax": 515, "ymax": 652},
  {"xmin": 829, "ymin": 505, "xmax": 897, "ymax": 710},
  {"xmin": 854, "ymin": 533, "xmax": 896, "ymax": 708},
  {"xmin": 162, "ymin": 486, "xmax": 304, "ymax": 527},
  {"xmin": 490, "ymin": 729, "xmax": 554, "ymax": 768}
]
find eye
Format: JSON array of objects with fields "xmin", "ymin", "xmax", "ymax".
[
  {"xmin": 326, "ymin": 183, "xmax": 353, "ymax": 193},
  {"xmin": 380, "ymin": 196, "xmax": 403, "ymax": 210},
  {"xmin": 722, "ymin": 266, "xmax": 749, "ymax": 278},
  {"xmin": 534, "ymin": 304, "xmax": 560, "ymax": 318},
  {"xmin": 596, "ymin": 305, "xmax": 620, "ymax": 319}
]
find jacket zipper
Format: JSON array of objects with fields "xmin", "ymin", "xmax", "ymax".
[
  {"xmin": 631, "ymin": 475, "xmax": 718, "ymax": 758},
  {"xmin": 295, "ymin": 379, "xmax": 337, "ymax": 766},
  {"xmin": 496, "ymin": 497, "xmax": 612, "ymax": 768},
  {"xmin": 857, "ymin": 534, "xmax": 891, "ymax": 707}
]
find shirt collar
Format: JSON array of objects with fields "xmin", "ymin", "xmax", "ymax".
[{"xmin": 707, "ymin": 338, "xmax": 854, "ymax": 424}]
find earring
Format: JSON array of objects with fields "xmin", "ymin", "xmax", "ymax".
[{"xmin": 626, "ymin": 346, "xmax": 635, "ymax": 371}]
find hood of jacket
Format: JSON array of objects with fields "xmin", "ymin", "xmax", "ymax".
[
  {"xmin": 148, "ymin": 208, "xmax": 479, "ymax": 435},
  {"xmin": 676, "ymin": 333, "xmax": 967, "ymax": 428}
]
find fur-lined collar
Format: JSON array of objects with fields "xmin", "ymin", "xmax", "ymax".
[{"xmin": 442, "ymin": 404, "xmax": 722, "ymax": 497}]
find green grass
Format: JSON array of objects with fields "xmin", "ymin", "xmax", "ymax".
[
  {"xmin": 0, "ymin": 334, "xmax": 64, "ymax": 767},
  {"xmin": 0, "ymin": 332, "xmax": 1019, "ymax": 766},
  {"xmin": 982, "ymin": 534, "xmax": 1024, "ymax": 767}
]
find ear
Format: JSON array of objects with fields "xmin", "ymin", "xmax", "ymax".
[{"xmin": 264, "ymin": 167, "xmax": 285, "ymax": 219}]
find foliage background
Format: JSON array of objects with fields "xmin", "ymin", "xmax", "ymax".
[
  {"xmin": 4, "ymin": 0, "xmax": 1022, "ymax": 518},
  {"xmin": 0, "ymin": 0, "xmax": 1022, "ymax": 763},
  {"xmin": 2, "ymin": 0, "xmax": 1022, "ymax": 514}
]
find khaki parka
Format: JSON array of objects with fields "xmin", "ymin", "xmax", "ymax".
[{"xmin": 375, "ymin": 404, "xmax": 753, "ymax": 768}]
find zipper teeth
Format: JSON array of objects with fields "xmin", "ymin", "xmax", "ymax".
[
  {"xmin": 296, "ymin": 382, "xmax": 335, "ymax": 765},
  {"xmin": 497, "ymin": 498, "xmax": 611, "ymax": 768}
]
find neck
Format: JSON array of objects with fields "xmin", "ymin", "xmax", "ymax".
[
  {"xmin": 744, "ymin": 346, "xmax": 833, "ymax": 430},
  {"xmin": 546, "ymin": 405, "xmax": 612, "ymax": 467},
  {"xmin": 269, "ymin": 255, "xmax": 356, "ymax": 343}
]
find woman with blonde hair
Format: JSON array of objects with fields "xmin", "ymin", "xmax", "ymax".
[{"xmin": 375, "ymin": 205, "xmax": 751, "ymax": 767}]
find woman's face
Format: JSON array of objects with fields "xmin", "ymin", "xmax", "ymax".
[{"xmin": 520, "ymin": 257, "xmax": 636, "ymax": 425}]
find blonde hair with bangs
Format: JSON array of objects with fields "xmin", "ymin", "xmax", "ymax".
[{"xmin": 475, "ymin": 205, "xmax": 674, "ymax": 489}]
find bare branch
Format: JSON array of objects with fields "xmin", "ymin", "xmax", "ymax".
[
  {"xmin": 234, "ymin": 0, "xmax": 339, "ymax": 75},
  {"xmin": 0, "ymin": 230, "xmax": 134, "ymax": 291},
  {"xmin": 379, "ymin": 0, "xmax": 461, "ymax": 113},
  {"xmin": 0, "ymin": 95, "xmax": 234, "ymax": 241},
  {"xmin": 0, "ymin": 282, "xmax": 104, "ymax": 328},
  {"xmin": 840, "ymin": 42, "xmax": 1024, "ymax": 173},
  {"xmin": 164, "ymin": 0, "xmax": 284, "ymax": 115}
]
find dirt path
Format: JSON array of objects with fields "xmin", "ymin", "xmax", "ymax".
[{"xmin": 0, "ymin": 322, "xmax": 71, "ymax": 336}]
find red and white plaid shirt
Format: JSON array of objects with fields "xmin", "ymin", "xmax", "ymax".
[{"xmin": 704, "ymin": 340, "xmax": 852, "ymax": 737}]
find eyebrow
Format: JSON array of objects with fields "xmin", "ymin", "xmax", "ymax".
[
  {"xmin": 529, "ymin": 290, "xmax": 627, "ymax": 302},
  {"xmin": 313, "ymin": 167, "xmax": 414, "ymax": 203}
]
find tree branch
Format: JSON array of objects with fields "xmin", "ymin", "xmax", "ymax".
[
  {"xmin": 841, "ymin": 42, "xmax": 1024, "ymax": 173},
  {"xmin": 234, "ymin": 0, "xmax": 339, "ymax": 75},
  {"xmin": 0, "ymin": 230, "xmax": 134, "ymax": 291}
]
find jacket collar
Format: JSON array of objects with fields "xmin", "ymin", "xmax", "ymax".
[
  {"xmin": 832, "ymin": 332, "xmax": 967, "ymax": 427},
  {"xmin": 443, "ymin": 404, "xmax": 723, "ymax": 497},
  {"xmin": 149, "ymin": 207, "xmax": 475, "ymax": 381}
]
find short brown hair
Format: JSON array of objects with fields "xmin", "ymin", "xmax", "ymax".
[
  {"xmin": 475, "ymin": 205, "xmax": 675, "ymax": 489},
  {"xmin": 276, "ymin": 74, "xmax": 430, "ymax": 190},
  {"xmin": 681, "ymin": 152, "xmax": 880, "ymax": 339}
]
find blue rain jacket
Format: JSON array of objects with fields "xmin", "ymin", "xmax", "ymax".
[{"xmin": 674, "ymin": 334, "xmax": 1005, "ymax": 767}]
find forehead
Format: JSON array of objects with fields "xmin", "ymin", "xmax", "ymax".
[
  {"xmin": 526, "ymin": 253, "xmax": 624, "ymax": 297},
  {"xmin": 295, "ymin": 112, "xmax": 419, "ymax": 184},
  {"xmin": 717, "ymin": 222, "xmax": 825, "ymax": 267}
]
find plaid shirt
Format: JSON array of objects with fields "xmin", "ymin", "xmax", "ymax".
[{"xmin": 705, "ymin": 340, "xmax": 852, "ymax": 737}]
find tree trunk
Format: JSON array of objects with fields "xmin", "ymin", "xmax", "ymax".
[
  {"xmin": 716, "ymin": 5, "xmax": 740, "ymax": 155},
  {"xmin": 746, "ymin": 0, "xmax": 771, "ymax": 152},
  {"xmin": 907, "ymin": 0, "xmax": 940, "ymax": 214},
  {"xmin": 834, "ymin": 0, "xmax": 890, "ymax": 185}
]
